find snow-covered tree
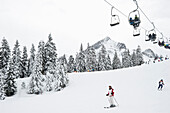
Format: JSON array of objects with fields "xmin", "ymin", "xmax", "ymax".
[
  {"xmin": 44, "ymin": 34, "xmax": 57, "ymax": 75},
  {"xmin": 122, "ymin": 49, "xmax": 132, "ymax": 68},
  {"xmin": 112, "ymin": 51, "xmax": 122, "ymax": 69},
  {"xmin": 85, "ymin": 44, "xmax": 97, "ymax": 71},
  {"xmin": 59, "ymin": 54, "xmax": 68, "ymax": 73},
  {"xmin": 0, "ymin": 38, "xmax": 11, "ymax": 99},
  {"xmin": 98, "ymin": 45, "xmax": 107, "ymax": 71},
  {"xmin": 0, "ymin": 70, "xmax": 5, "ymax": 100},
  {"xmin": 75, "ymin": 52, "xmax": 86, "ymax": 72},
  {"xmin": 27, "ymin": 41, "xmax": 45, "ymax": 94},
  {"xmin": 136, "ymin": 46, "xmax": 144, "ymax": 65},
  {"xmin": 12, "ymin": 40, "xmax": 22, "ymax": 79},
  {"xmin": 21, "ymin": 46, "xmax": 28, "ymax": 78},
  {"xmin": 131, "ymin": 50, "xmax": 137, "ymax": 66},
  {"xmin": 28, "ymin": 44, "xmax": 36, "ymax": 76},
  {"xmin": 0, "ymin": 37, "xmax": 11, "ymax": 70},
  {"xmin": 4, "ymin": 58, "xmax": 17, "ymax": 96},
  {"xmin": 54, "ymin": 62, "xmax": 69, "ymax": 91},
  {"xmin": 105, "ymin": 54, "xmax": 112, "ymax": 70},
  {"xmin": 67, "ymin": 55, "xmax": 75, "ymax": 73}
]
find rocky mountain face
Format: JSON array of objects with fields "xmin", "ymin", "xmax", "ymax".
[
  {"xmin": 91, "ymin": 37, "xmax": 126, "ymax": 56},
  {"xmin": 142, "ymin": 49, "xmax": 156, "ymax": 58}
]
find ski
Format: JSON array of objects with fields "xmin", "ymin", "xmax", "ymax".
[{"xmin": 104, "ymin": 106, "xmax": 116, "ymax": 109}]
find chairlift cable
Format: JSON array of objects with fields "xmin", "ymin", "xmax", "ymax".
[
  {"xmin": 104, "ymin": 0, "xmax": 127, "ymax": 18},
  {"xmin": 104, "ymin": 0, "xmax": 169, "ymax": 40}
]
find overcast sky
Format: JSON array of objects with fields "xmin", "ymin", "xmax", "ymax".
[{"xmin": 0, "ymin": 0, "xmax": 170, "ymax": 56}]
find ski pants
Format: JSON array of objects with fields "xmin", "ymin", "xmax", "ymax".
[
  {"xmin": 108, "ymin": 96, "xmax": 114, "ymax": 105},
  {"xmin": 158, "ymin": 84, "xmax": 163, "ymax": 90}
]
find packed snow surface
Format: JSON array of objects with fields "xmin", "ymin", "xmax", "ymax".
[{"xmin": 0, "ymin": 60, "xmax": 170, "ymax": 113}]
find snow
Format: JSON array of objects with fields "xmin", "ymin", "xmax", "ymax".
[{"xmin": 0, "ymin": 60, "xmax": 170, "ymax": 113}]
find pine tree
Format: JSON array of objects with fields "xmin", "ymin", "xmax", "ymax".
[
  {"xmin": 27, "ymin": 41, "xmax": 45, "ymax": 94},
  {"xmin": 21, "ymin": 46, "xmax": 28, "ymax": 78},
  {"xmin": 85, "ymin": 44, "xmax": 97, "ymax": 71},
  {"xmin": 4, "ymin": 58, "xmax": 17, "ymax": 96},
  {"xmin": 136, "ymin": 45, "xmax": 144, "ymax": 65},
  {"xmin": 75, "ymin": 44, "xmax": 86, "ymax": 72},
  {"xmin": 12, "ymin": 40, "xmax": 22, "ymax": 79},
  {"xmin": 131, "ymin": 50, "xmax": 137, "ymax": 66},
  {"xmin": 54, "ymin": 62, "xmax": 69, "ymax": 91},
  {"xmin": 122, "ymin": 49, "xmax": 132, "ymax": 68},
  {"xmin": 98, "ymin": 45, "xmax": 107, "ymax": 71},
  {"xmin": 28, "ymin": 44, "xmax": 36, "ymax": 76},
  {"xmin": 105, "ymin": 54, "xmax": 112, "ymax": 70},
  {"xmin": 59, "ymin": 54, "xmax": 68, "ymax": 73},
  {"xmin": 67, "ymin": 55, "xmax": 75, "ymax": 73},
  {"xmin": 75, "ymin": 52, "xmax": 86, "ymax": 72},
  {"xmin": 0, "ymin": 37, "xmax": 11, "ymax": 70},
  {"xmin": 0, "ymin": 70, "xmax": 5, "ymax": 99},
  {"xmin": 0, "ymin": 38, "xmax": 10, "ymax": 99},
  {"xmin": 44, "ymin": 34, "xmax": 57, "ymax": 74},
  {"xmin": 112, "ymin": 51, "xmax": 122, "ymax": 69}
]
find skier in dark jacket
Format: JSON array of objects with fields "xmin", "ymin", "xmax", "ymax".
[{"xmin": 158, "ymin": 79, "xmax": 164, "ymax": 90}]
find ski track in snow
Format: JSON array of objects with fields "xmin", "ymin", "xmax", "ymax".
[{"xmin": 0, "ymin": 60, "xmax": 170, "ymax": 113}]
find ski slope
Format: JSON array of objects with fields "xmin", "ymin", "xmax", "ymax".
[{"xmin": 0, "ymin": 60, "xmax": 170, "ymax": 113}]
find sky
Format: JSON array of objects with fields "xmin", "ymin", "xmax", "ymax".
[{"xmin": 0, "ymin": 0, "xmax": 170, "ymax": 57}]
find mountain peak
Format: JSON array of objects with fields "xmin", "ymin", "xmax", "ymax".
[{"xmin": 103, "ymin": 37, "xmax": 111, "ymax": 42}]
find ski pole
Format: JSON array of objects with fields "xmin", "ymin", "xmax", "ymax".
[{"xmin": 113, "ymin": 97, "xmax": 119, "ymax": 106}]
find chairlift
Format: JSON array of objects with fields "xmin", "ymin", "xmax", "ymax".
[
  {"xmin": 145, "ymin": 30, "xmax": 150, "ymax": 41},
  {"xmin": 164, "ymin": 37, "xmax": 170, "ymax": 49},
  {"xmin": 148, "ymin": 23, "xmax": 157, "ymax": 43},
  {"xmin": 133, "ymin": 28, "xmax": 140, "ymax": 37},
  {"xmin": 128, "ymin": 0, "xmax": 141, "ymax": 29},
  {"xmin": 158, "ymin": 33, "xmax": 164, "ymax": 47},
  {"xmin": 110, "ymin": 7, "xmax": 120, "ymax": 26}
]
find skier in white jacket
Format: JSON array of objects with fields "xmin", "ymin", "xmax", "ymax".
[{"xmin": 106, "ymin": 86, "xmax": 116, "ymax": 107}]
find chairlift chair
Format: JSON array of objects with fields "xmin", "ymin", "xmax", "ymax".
[
  {"xmin": 129, "ymin": 10, "xmax": 141, "ymax": 28},
  {"xmin": 145, "ymin": 30, "xmax": 150, "ymax": 41},
  {"xmin": 133, "ymin": 28, "xmax": 140, "ymax": 37},
  {"xmin": 110, "ymin": 7, "xmax": 120, "ymax": 27},
  {"xmin": 148, "ymin": 29, "xmax": 157, "ymax": 42},
  {"xmin": 164, "ymin": 37, "xmax": 170, "ymax": 49},
  {"xmin": 158, "ymin": 33, "xmax": 164, "ymax": 47}
]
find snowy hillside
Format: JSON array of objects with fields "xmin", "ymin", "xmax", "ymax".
[{"xmin": 1, "ymin": 59, "xmax": 170, "ymax": 113}]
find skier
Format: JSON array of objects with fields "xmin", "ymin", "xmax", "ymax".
[
  {"xmin": 158, "ymin": 79, "xmax": 164, "ymax": 91},
  {"xmin": 106, "ymin": 86, "xmax": 116, "ymax": 107}
]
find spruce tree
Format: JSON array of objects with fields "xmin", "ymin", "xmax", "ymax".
[
  {"xmin": 59, "ymin": 54, "xmax": 68, "ymax": 73},
  {"xmin": 28, "ymin": 41, "xmax": 45, "ymax": 94},
  {"xmin": 44, "ymin": 34, "xmax": 57, "ymax": 74},
  {"xmin": 28, "ymin": 44, "xmax": 36, "ymax": 76},
  {"xmin": 98, "ymin": 45, "xmax": 107, "ymax": 71},
  {"xmin": 12, "ymin": 40, "xmax": 22, "ymax": 79},
  {"xmin": 75, "ymin": 44, "xmax": 86, "ymax": 72},
  {"xmin": 54, "ymin": 62, "xmax": 69, "ymax": 91},
  {"xmin": 67, "ymin": 55, "xmax": 75, "ymax": 73},
  {"xmin": 105, "ymin": 54, "xmax": 112, "ymax": 70},
  {"xmin": 112, "ymin": 51, "xmax": 122, "ymax": 69},
  {"xmin": 21, "ymin": 46, "xmax": 28, "ymax": 78},
  {"xmin": 0, "ymin": 38, "xmax": 10, "ymax": 99},
  {"xmin": 85, "ymin": 44, "xmax": 97, "ymax": 71},
  {"xmin": 122, "ymin": 49, "xmax": 132, "ymax": 68},
  {"xmin": 136, "ymin": 46, "xmax": 144, "ymax": 65},
  {"xmin": 4, "ymin": 58, "xmax": 17, "ymax": 96},
  {"xmin": 0, "ymin": 37, "xmax": 11, "ymax": 70},
  {"xmin": 131, "ymin": 50, "xmax": 137, "ymax": 66}
]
